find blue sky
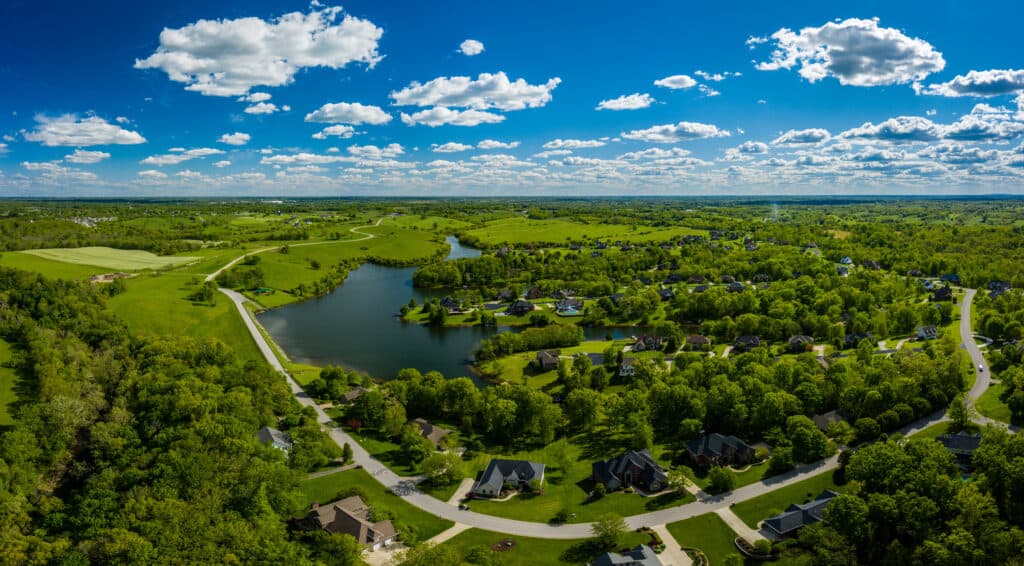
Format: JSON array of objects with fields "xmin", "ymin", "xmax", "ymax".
[{"xmin": 1, "ymin": 0, "xmax": 1022, "ymax": 196}]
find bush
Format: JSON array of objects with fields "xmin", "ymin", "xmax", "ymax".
[
  {"xmin": 592, "ymin": 483, "xmax": 607, "ymax": 499},
  {"xmin": 753, "ymin": 539, "xmax": 772, "ymax": 555}
]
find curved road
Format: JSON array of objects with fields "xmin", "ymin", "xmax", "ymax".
[{"xmin": 221, "ymin": 269, "xmax": 1000, "ymax": 538}]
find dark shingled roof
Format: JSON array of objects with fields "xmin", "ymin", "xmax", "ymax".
[
  {"xmin": 592, "ymin": 544, "xmax": 664, "ymax": 566},
  {"xmin": 592, "ymin": 449, "xmax": 667, "ymax": 488},
  {"xmin": 686, "ymin": 433, "xmax": 753, "ymax": 459},
  {"xmin": 473, "ymin": 459, "xmax": 545, "ymax": 493},
  {"xmin": 763, "ymin": 490, "xmax": 839, "ymax": 536}
]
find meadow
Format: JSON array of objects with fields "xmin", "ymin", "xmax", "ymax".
[
  {"xmin": 460, "ymin": 217, "xmax": 707, "ymax": 246},
  {"xmin": 20, "ymin": 246, "xmax": 198, "ymax": 270}
]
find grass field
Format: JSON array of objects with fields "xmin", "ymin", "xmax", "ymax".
[
  {"xmin": 439, "ymin": 527, "xmax": 653, "ymax": 566},
  {"xmin": 0, "ymin": 251, "xmax": 111, "ymax": 279},
  {"xmin": 298, "ymin": 468, "xmax": 453, "ymax": 542},
  {"xmin": 461, "ymin": 217, "xmax": 706, "ymax": 246},
  {"xmin": 666, "ymin": 512, "xmax": 745, "ymax": 566},
  {"xmin": 0, "ymin": 340, "xmax": 17, "ymax": 426},
  {"xmin": 20, "ymin": 246, "xmax": 198, "ymax": 271},
  {"xmin": 976, "ymin": 383, "xmax": 1011, "ymax": 423},
  {"xmin": 730, "ymin": 471, "xmax": 850, "ymax": 529}
]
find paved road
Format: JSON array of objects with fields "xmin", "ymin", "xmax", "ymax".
[
  {"xmin": 962, "ymin": 289, "xmax": 989, "ymax": 402},
  {"xmin": 223, "ymin": 274, "xmax": 1005, "ymax": 539}
]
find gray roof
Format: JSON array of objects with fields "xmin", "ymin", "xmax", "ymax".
[
  {"xmin": 473, "ymin": 459, "xmax": 545, "ymax": 493},
  {"xmin": 812, "ymin": 409, "xmax": 852, "ymax": 432},
  {"xmin": 937, "ymin": 431, "xmax": 982, "ymax": 454},
  {"xmin": 763, "ymin": 490, "xmax": 839, "ymax": 536},
  {"xmin": 592, "ymin": 544, "xmax": 664, "ymax": 566},
  {"xmin": 686, "ymin": 433, "xmax": 753, "ymax": 459},
  {"xmin": 310, "ymin": 496, "xmax": 397, "ymax": 545},
  {"xmin": 257, "ymin": 426, "xmax": 293, "ymax": 449},
  {"xmin": 592, "ymin": 449, "xmax": 667, "ymax": 487}
]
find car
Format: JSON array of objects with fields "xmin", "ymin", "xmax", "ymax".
[{"xmin": 978, "ymin": 364, "xmax": 985, "ymax": 371}]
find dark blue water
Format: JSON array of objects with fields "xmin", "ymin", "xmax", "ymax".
[{"xmin": 258, "ymin": 236, "xmax": 646, "ymax": 380}]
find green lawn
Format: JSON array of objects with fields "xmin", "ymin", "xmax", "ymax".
[
  {"xmin": 0, "ymin": 339, "xmax": 17, "ymax": 426},
  {"xmin": 439, "ymin": 527, "xmax": 653, "ymax": 566},
  {"xmin": 731, "ymin": 472, "xmax": 850, "ymax": 530},
  {"xmin": 685, "ymin": 462, "xmax": 772, "ymax": 492},
  {"xmin": 0, "ymin": 251, "xmax": 110, "ymax": 279},
  {"xmin": 667, "ymin": 512, "xmax": 745, "ymax": 566},
  {"xmin": 976, "ymin": 383, "xmax": 1012, "ymax": 423},
  {"xmin": 298, "ymin": 468, "xmax": 453, "ymax": 542},
  {"xmin": 20, "ymin": 246, "xmax": 197, "ymax": 270}
]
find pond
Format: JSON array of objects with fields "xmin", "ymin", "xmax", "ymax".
[{"xmin": 258, "ymin": 236, "xmax": 649, "ymax": 381}]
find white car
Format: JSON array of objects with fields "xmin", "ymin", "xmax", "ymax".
[{"xmin": 978, "ymin": 364, "xmax": 985, "ymax": 372}]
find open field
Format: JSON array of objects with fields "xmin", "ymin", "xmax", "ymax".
[
  {"xmin": 298, "ymin": 468, "xmax": 453, "ymax": 542},
  {"xmin": 461, "ymin": 217, "xmax": 706, "ymax": 246},
  {"xmin": 439, "ymin": 527, "xmax": 653, "ymax": 566},
  {"xmin": 20, "ymin": 246, "xmax": 198, "ymax": 270},
  {"xmin": 0, "ymin": 339, "xmax": 17, "ymax": 426},
  {"xmin": 0, "ymin": 251, "xmax": 111, "ymax": 279}
]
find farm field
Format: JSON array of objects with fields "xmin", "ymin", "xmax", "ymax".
[
  {"xmin": 20, "ymin": 246, "xmax": 198, "ymax": 270},
  {"xmin": 461, "ymin": 217, "xmax": 706, "ymax": 246},
  {"xmin": 0, "ymin": 251, "xmax": 111, "ymax": 279}
]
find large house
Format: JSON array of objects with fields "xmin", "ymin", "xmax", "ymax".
[
  {"xmin": 306, "ymin": 496, "xmax": 397, "ymax": 550},
  {"xmin": 472, "ymin": 459, "xmax": 546, "ymax": 498},
  {"xmin": 555, "ymin": 298, "xmax": 584, "ymax": 315},
  {"xmin": 633, "ymin": 335, "xmax": 663, "ymax": 352},
  {"xmin": 685, "ymin": 433, "xmax": 756, "ymax": 469},
  {"xmin": 787, "ymin": 335, "xmax": 814, "ymax": 353},
  {"xmin": 686, "ymin": 335, "xmax": 711, "ymax": 351},
  {"xmin": 762, "ymin": 490, "xmax": 839, "ymax": 537},
  {"xmin": 619, "ymin": 356, "xmax": 636, "ymax": 377},
  {"xmin": 843, "ymin": 332, "xmax": 875, "ymax": 349},
  {"xmin": 812, "ymin": 409, "xmax": 852, "ymax": 433},
  {"xmin": 592, "ymin": 449, "xmax": 667, "ymax": 492},
  {"xmin": 412, "ymin": 418, "xmax": 451, "ymax": 449},
  {"xmin": 340, "ymin": 386, "xmax": 370, "ymax": 404},
  {"xmin": 733, "ymin": 335, "xmax": 762, "ymax": 352},
  {"xmin": 507, "ymin": 299, "xmax": 536, "ymax": 316},
  {"xmin": 536, "ymin": 350, "xmax": 560, "ymax": 371},
  {"xmin": 937, "ymin": 431, "xmax": 983, "ymax": 470},
  {"xmin": 932, "ymin": 286, "xmax": 953, "ymax": 302},
  {"xmin": 917, "ymin": 325, "xmax": 938, "ymax": 340},
  {"xmin": 256, "ymin": 426, "xmax": 293, "ymax": 452},
  {"xmin": 592, "ymin": 545, "xmax": 664, "ymax": 566}
]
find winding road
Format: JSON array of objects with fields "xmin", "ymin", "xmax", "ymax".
[{"xmin": 218, "ymin": 249, "xmax": 1002, "ymax": 539}]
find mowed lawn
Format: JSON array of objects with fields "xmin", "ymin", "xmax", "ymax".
[
  {"xmin": 666, "ymin": 512, "xmax": 743, "ymax": 566},
  {"xmin": 20, "ymin": 246, "xmax": 198, "ymax": 271},
  {"xmin": 730, "ymin": 471, "xmax": 850, "ymax": 530},
  {"xmin": 0, "ymin": 339, "xmax": 17, "ymax": 426},
  {"xmin": 976, "ymin": 383, "xmax": 1012, "ymax": 423},
  {"xmin": 461, "ymin": 217, "xmax": 707, "ymax": 246},
  {"xmin": 107, "ymin": 272, "xmax": 263, "ymax": 362},
  {"xmin": 439, "ymin": 527, "xmax": 653, "ymax": 566},
  {"xmin": 298, "ymin": 468, "xmax": 453, "ymax": 542},
  {"xmin": 0, "ymin": 251, "xmax": 110, "ymax": 279}
]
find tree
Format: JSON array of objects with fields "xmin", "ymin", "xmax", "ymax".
[
  {"xmin": 399, "ymin": 425, "xmax": 433, "ymax": 464},
  {"xmin": 707, "ymin": 466, "xmax": 735, "ymax": 493},
  {"xmin": 342, "ymin": 442, "xmax": 353, "ymax": 464},
  {"xmin": 397, "ymin": 543, "xmax": 462, "ymax": 566},
  {"xmin": 947, "ymin": 393, "xmax": 977, "ymax": 432},
  {"xmin": 787, "ymin": 415, "xmax": 833, "ymax": 463},
  {"xmin": 550, "ymin": 437, "xmax": 573, "ymax": 477},
  {"xmin": 382, "ymin": 401, "xmax": 407, "ymax": 438},
  {"xmin": 666, "ymin": 469, "xmax": 691, "ymax": 495},
  {"xmin": 591, "ymin": 514, "xmax": 627, "ymax": 549},
  {"xmin": 421, "ymin": 452, "xmax": 463, "ymax": 486}
]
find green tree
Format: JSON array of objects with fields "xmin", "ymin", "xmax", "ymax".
[
  {"xmin": 946, "ymin": 393, "xmax": 977, "ymax": 432},
  {"xmin": 707, "ymin": 466, "xmax": 735, "ymax": 493},
  {"xmin": 591, "ymin": 514, "xmax": 628, "ymax": 549}
]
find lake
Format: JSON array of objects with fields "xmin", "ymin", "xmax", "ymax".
[{"xmin": 258, "ymin": 236, "xmax": 648, "ymax": 380}]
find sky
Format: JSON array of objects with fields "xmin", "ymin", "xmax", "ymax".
[{"xmin": 1, "ymin": 0, "xmax": 1023, "ymax": 196}]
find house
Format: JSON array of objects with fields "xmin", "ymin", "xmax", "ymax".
[
  {"xmin": 635, "ymin": 275, "xmax": 652, "ymax": 285},
  {"xmin": 693, "ymin": 284, "xmax": 710, "ymax": 293},
  {"xmin": 256, "ymin": 426, "xmax": 293, "ymax": 452},
  {"xmin": 657, "ymin": 288, "xmax": 675, "ymax": 302},
  {"xmin": 525, "ymin": 287, "xmax": 545, "ymax": 300},
  {"xmin": 812, "ymin": 409, "xmax": 853, "ymax": 433},
  {"xmin": 619, "ymin": 356, "xmax": 636, "ymax": 377},
  {"xmin": 917, "ymin": 325, "xmax": 938, "ymax": 340},
  {"xmin": 685, "ymin": 433, "xmax": 756, "ymax": 469},
  {"xmin": 592, "ymin": 449, "xmax": 668, "ymax": 492},
  {"xmin": 863, "ymin": 260, "xmax": 882, "ymax": 271},
  {"xmin": 682, "ymin": 234, "xmax": 704, "ymax": 244},
  {"xmin": 989, "ymin": 280, "xmax": 1012, "ymax": 299},
  {"xmin": 839, "ymin": 256, "xmax": 854, "ymax": 265},
  {"xmin": 595, "ymin": 241, "xmax": 608, "ymax": 249},
  {"xmin": 663, "ymin": 273, "xmax": 684, "ymax": 284},
  {"xmin": 507, "ymin": 300, "xmax": 536, "ymax": 316},
  {"xmin": 471, "ymin": 459, "xmax": 545, "ymax": 498},
  {"xmin": 940, "ymin": 273, "xmax": 961, "ymax": 285},
  {"xmin": 720, "ymin": 275, "xmax": 736, "ymax": 284},
  {"xmin": 727, "ymin": 281, "xmax": 746, "ymax": 293},
  {"xmin": 496, "ymin": 289, "xmax": 515, "ymax": 302},
  {"xmin": 753, "ymin": 273, "xmax": 771, "ymax": 283},
  {"xmin": 413, "ymin": 418, "xmax": 451, "ymax": 448},
  {"xmin": 536, "ymin": 350, "xmax": 560, "ymax": 372},
  {"xmin": 762, "ymin": 490, "xmax": 839, "ymax": 537},
  {"xmin": 907, "ymin": 269, "xmax": 924, "ymax": 277},
  {"xmin": 591, "ymin": 251, "xmax": 602, "ymax": 258},
  {"xmin": 552, "ymin": 289, "xmax": 574, "ymax": 300},
  {"xmin": 633, "ymin": 335, "xmax": 663, "ymax": 352},
  {"xmin": 788, "ymin": 335, "xmax": 814, "ymax": 353},
  {"xmin": 686, "ymin": 335, "xmax": 711, "ymax": 350},
  {"xmin": 306, "ymin": 496, "xmax": 398, "ymax": 550},
  {"xmin": 842, "ymin": 332, "xmax": 874, "ymax": 349},
  {"xmin": 937, "ymin": 431, "xmax": 983, "ymax": 470},
  {"xmin": 592, "ymin": 545, "xmax": 664, "ymax": 566},
  {"xmin": 836, "ymin": 266, "xmax": 850, "ymax": 277},
  {"xmin": 688, "ymin": 274, "xmax": 706, "ymax": 284},
  {"xmin": 555, "ymin": 298, "xmax": 584, "ymax": 315},
  {"xmin": 733, "ymin": 335, "xmax": 762, "ymax": 352},
  {"xmin": 932, "ymin": 286, "xmax": 953, "ymax": 302},
  {"xmin": 440, "ymin": 296, "xmax": 463, "ymax": 313},
  {"xmin": 340, "ymin": 386, "xmax": 370, "ymax": 404}
]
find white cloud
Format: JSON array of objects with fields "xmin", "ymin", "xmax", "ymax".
[
  {"xmin": 746, "ymin": 36, "xmax": 768, "ymax": 48},
  {"xmin": 771, "ymin": 128, "xmax": 831, "ymax": 145},
  {"xmin": 698, "ymin": 85, "xmax": 720, "ymax": 97},
  {"xmin": 432, "ymin": 142, "xmax": 474, "ymax": 153},
  {"xmin": 533, "ymin": 149, "xmax": 572, "ymax": 159},
  {"xmin": 840, "ymin": 116, "xmax": 940, "ymax": 143},
  {"xmin": 390, "ymin": 72, "xmax": 560, "ymax": 111},
  {"xmin": 138, "ymin": 169, "xmax": 167, "ymax": 179},
  {"xmin": 213, "ymin": 160, "xmax": 232, "ymax": 168},
  {"xmin": 753, "ymin": 18, "xmax": 945, "ymax": 86},
  {"xmin": 617, "ymin": 147, "xmax": 692, "ymax": 160},
  {"xmin": 926, "ymin": 109, "xmax": 937, "ymax": 116},
  {"xmin": 0, "ymin": 143, "xmax": 7, "ymax": 154},
  {"xmin": 459, "ymin": 39, "xmax": 484, "ymax": 56},
  {"xmin": 348, "ymin": 143, "xmax": 404, "ymax": 159},
  {"xmin": 115, "ymin": 116, "xmax": 130, "ymax": 124},
  {"xmin": 312, "ymin": 125, "xmax": 356, "ymax": 140},
  {"xmin": 21, "ymin": 161, "xmax": 97, "ymax": 181},
  {"xmin": 244, "ymin": 102, "xmax": 285, "ymax": 114},
  {"xmin": 64, "ymin": 149, "xmax": 110, "ymax": 164},
  {"xmin": 694, "ymin": 70, "xmax": 741, "ymax": 82},
  {"xmin": 737, "ymin": 141, "xmax": 768, "ymax": 153},
  {"xmin": 399, "ymin": 107, "xmax": 505, "ymax": 127},
  {"xmin": 476, "ymin": 139, "xmax": 519, "ymax": 149},
  {"xmin": 304, "ymin": 102, "xmax": 392, "ymax": 125},
  {"xmin": 141, "ymin": 147, "xmax": 224, "ymax": 166},
  {"xmin": 218, "ymin": 132, "xmax": 251, "ymax": 145},
  {"xmin": 542, "ymin": 138, "xmax": 606, "ymax": 149},
  {"xmin": 653, "ymin": 74, "xmax": 697, "ymax": 90},
  {"xmin": 917, "ymin": 69, "xmax": 1024, "ymax": 97},
  {"xmin": 943, "ymin": 112, "xmax": 1024, "ymax": 142},
  {"xmin": 239, "ymin": 92, "xmax": 273, "ymax": 103},
  {"xmin": 596, "ymin": 93, "xmax": 654, "ymax": 111},
  {"xmin": 621, "ymin": 121, "xmax": 730, "ymax": 143},
  {"xmin": 23, "ymin": 114, "xmax": 146, "ymax": 147},
  {"xmin": 134, "ymin": 6, "xmax": 383, "ymax": 96}
]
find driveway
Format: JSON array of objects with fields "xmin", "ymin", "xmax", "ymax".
[{"xmin": 650, "ymin": 524, "xmax": 693, "ymax": 566}]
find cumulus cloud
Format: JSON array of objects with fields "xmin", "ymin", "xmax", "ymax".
[
  {"xmin": 753, "ymin": 17, "xmax": 945, "ymax": 86},
  {"xmin": 736, "ymin": 141, "xmax": 768, "ymax": 153},
  {"xmin": 0, "ymin": 143, "xmax": 7, "ymax": 154},
  {"xmin": 698, "ymin": 85, "xmax": 720, "ymax": 97},
  {"xmin": 21, "ymin": 161, "xmax": 97, "ymax": 181},
  {"xmin": 621, "ymin": 121, "xmax": 730, "ymax": 143},
  {"xmin": 542, "ymin": 138, "xmax": 606, "ymax": 149},
  {"xmin": 399, "ymin": 107, "xmax": 505, "ymax": 127},
  {"xmin": 244, "ymin": 102, "xmax": 288, "ymax": 114},
  {"xmin": 459, "ymin": 39, "xmax": 484, "ymax": 56},
  {"xmin": 840, "ymin": 116, "xmax": 941, "ymax": 143},
  {"xmin": 311, "ymin": 125, "xmax": 356, "ymax": 139},
  {"xmin": 64, "ymin": 149, "xmax": 110, "ymax": 164},
  {"xmin": 653, "ymin": 74, "xmax": 697, "ymax": 90},
  {"xmin": 771, "ymin": 128, "xmax": 831, "ymax": 145},
  {"xmin": 23, "ymin": 114, "xmax": 146, "ymax": 146},
  {"xmin": 304, "ymin": 102, "xmax": 392, "ymax": 125},
  {"xmin": 134, "ymin": 6, "xmax": 383, "ymax": 96},
  {"xmin": 596, "ymin": 93, "xmax": 654, "ymax": 111},
  {"xmin": 390, "ymin": 72, "xmax": 560, "ymax": 111},
  {"xmin": 694, "ymin": 70, "xmax": 741, "ymax": 82},
  {"xmin": 137, "ymin": 169, "xmax": 167, "ymax": 179},
  {"xmin": 476, "ymin": 139, "xmax": 519, "ymax": 149},
  {"xmin": 239, "ymin": 92, "xmax": 272, "ymax": 103},
  {"xmin": 213, "ymin": 160, "xmax": 232, "ymax": 168},
  {"xmin": 218, "ymin": 132, "xmax": 251, "ymax": 145},
  {"xmin": 917, "ymin": 69, "xmax": 1024, "ymax": 97},
  {"xmin": 840, "ymin": 109, "xmax": 1024, "ymax": 144},
  {"xmin": 617, "ymin": 147, "xmax": 692, "ymax": 160},
  {"xmin": 141, "ymin": 147, "xmax": 224, "ymax": 166},
  {"xmin": 943, "ymin": 112, "xmax": 1024, "ymax": 142},
  {"xmin": 348, "ymin": 143, "xmax": 404, "ymax": 159},
  {"xmin": 432, "ymin": 142, "xmax": 473, "ymax": 153}
]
